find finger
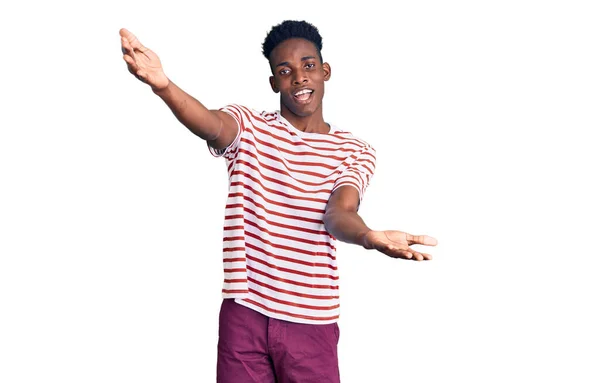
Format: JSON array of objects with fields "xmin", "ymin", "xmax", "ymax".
[
  {"xmin": 119, "ymin": 28, "xmax": 147, "ymax": 52},
  {"xmin": 412, "ymin": 251, "xmax": 424, "ymax": 261},
  {"xmin": 123, "ymin": 55, "xmax": 139, "ymax": 75},
  {"xmin": 389, "ymin": 247, "xmax": 430, "ymax": 261},
  {"xmin": 406, "ymin": 234, "xmax": 438, "ymax": 246},
  {"xmin": 384, "ymin": 245, "xmax": 413, "ymax": 259},
  {"xmin": 121, "ymin": 37, "xmax": 129, "ymax": 54},
  {"xmin": 121, "ymin": 37, "xmax": 136, "ymax": 58},
  {"xmin": 123, "ymin": 54, "xmax": 136, "ymax": 68},
  {"xmin": 407, "ymin": 249, "xmax": 432, "ymax": 261}
]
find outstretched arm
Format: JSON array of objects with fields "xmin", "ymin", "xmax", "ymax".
[
  {"xmin": 119, "ymin": 28, "xmax": 237, "ymax": 150},
  {"xmin": 323, "ymin": 186, "xmax": 437, "ymax": 261}
]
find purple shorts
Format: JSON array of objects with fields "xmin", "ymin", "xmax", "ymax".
[{"xmin": 217, "ymin": 299, "xmax": 341, "ymax": 382}]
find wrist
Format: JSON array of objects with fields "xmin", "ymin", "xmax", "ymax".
[
  {"xmin": 152, "ymin": 77, "xmax": 171, "ymax": 95},
  {"xmin": 357, "ymin": 229, "xmax": 372, "ymax": 249}
]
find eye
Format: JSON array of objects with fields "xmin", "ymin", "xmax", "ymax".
[
  {"xmin": 279, "ymin": 68, "xmax": 290, "ymax": 75},
  {"xmin": 305, "ymin": 63, "xmax": 315, "ymax": 69}
]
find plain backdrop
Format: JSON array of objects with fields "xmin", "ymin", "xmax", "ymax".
[{"xmin": 1, "ymin": 0, "xmax": 599, "ymax": 382}]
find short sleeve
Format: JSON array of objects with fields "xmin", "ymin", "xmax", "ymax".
[
  {"xmin": 331, "ymin": 144, "xmax": 376, "ymax": 205},
  {"xmin": 207, "ymin": 104, "xmax": 245, "ymax": 159}
]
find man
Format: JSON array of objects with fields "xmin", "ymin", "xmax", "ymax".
[{"xmin": 120, "ymin": 20, "xmax": 437, "ymax": 383}]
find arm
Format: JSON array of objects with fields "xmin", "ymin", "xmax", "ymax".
[
  {"xmin": 120, "ymin": 28, "xmax": 237, "ymax": 150},
  {"xmin": 324, "ymin": 186, "xmax": 437, "ymax": 261},
  {"xmin": 152, "ymin": 83, "xmax": 238, "ymax": 149},
  {"xmin": 323, "ymin": 186, "xmax": 372, "ymax": 246}
]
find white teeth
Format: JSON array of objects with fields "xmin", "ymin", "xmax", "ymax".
[{"xmin": 295, "ymin": 89, "xmax": 313, "ymax": 96}]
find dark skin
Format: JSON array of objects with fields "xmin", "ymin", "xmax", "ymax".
[
  {"xmin": 265, "ymin": 38, "xmax": 437, "ymax": 259},
  {"xmin": 268, "ymin": 38, "xmax": 331, "ymax": 134},
  {"xmin": 120, "ymin": 29, "xmax": 438, "ymax": 260}
]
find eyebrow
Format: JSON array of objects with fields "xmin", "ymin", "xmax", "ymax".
[{"xmin": 275, "ymin": 56, "xmax": 317, "ymax": 68}]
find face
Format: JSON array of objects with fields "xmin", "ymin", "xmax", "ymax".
[{"xmin": 268, "ymin": 38, "xmax": 331, "ymax": 118}]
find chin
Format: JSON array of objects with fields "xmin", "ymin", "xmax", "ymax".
[{"xmin": 284, "ymin": 99, "xmax": 320, "ymax": 117}]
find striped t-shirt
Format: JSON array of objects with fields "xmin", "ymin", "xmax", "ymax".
[{"xmin": 208, "ymin": 104, "xmax": 376, "ymax": 324}]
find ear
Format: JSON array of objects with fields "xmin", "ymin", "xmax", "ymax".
[
  {"xmin": 269, "ymin": 76, "xmax": 279, "ymax": 93},
  {"xmin": 323, "ymin": 62, "xmax": 331, "ymax": 81}
]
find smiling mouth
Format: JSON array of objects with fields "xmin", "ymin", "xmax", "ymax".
[{"xmin": 293, "ymin": 89, "xmax": 314, "ymax": 102}]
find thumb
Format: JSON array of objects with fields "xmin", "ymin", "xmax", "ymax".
[{"xmin": 407, "ymin": 234, "xmax": 438, "ymax": 246}]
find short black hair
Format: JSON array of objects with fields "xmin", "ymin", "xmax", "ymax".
[{"xmin": 262, "ymin": 20, "xmax": 323, "ymax": 62}]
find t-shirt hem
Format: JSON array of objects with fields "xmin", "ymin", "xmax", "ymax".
[{"xmin": 232, "ymin": 298, "xmax": 340, "ymax": 325}]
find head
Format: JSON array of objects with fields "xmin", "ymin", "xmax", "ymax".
[{"xmin": 262, "ymin": 20, "xmax": 331, "ymax": 118}]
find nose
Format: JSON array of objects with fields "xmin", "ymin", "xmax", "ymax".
[{"xmin": 292, "ymin": 72, "xmax": 308, "ymax": 85}]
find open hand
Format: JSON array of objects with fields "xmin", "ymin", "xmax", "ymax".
[
  {"xmin": 363, "ymin": 230, "xmax": 437, "ymax": 261},
  {"xmin": 120, "ymin": 28, "xmax": 169, "ymax": 90}
]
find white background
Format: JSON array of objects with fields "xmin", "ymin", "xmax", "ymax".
[{"xmin": 1, "ymin": 0, "xmax": 599, "ymax": 382}]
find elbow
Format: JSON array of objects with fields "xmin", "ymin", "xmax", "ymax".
[
  {"xmin": 322, "ymin": 208, "xmax": 336, "ymax": 233},
  {"xmin": 323, "ymin": 207, "xmax": 346, "ymax": 233}
]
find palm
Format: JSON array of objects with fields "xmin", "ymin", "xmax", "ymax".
[
  {"xmin": 364, "ymin": 230, "xmax": 437, "ymax": 261},
  {"xmin": 119, "ymin": 28, "xmax": 169, "ymax": 90}
]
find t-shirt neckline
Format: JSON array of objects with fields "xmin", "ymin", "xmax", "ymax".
[{"xmin": 274, "ymin": 111, "xmax": 340, "ymax": 137}]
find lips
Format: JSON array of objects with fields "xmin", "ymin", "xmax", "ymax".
[{"xmin": 293, "ymin": 88, "xmax": 314, "ymax": 103}]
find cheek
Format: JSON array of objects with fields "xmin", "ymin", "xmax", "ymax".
[
  {"xmin": 315, "ymin": 84, "xmax": 325, "ymax": 96},
  {"xmin": 311, "ymin": 75, "xmax": 325, "ymax": 89}
]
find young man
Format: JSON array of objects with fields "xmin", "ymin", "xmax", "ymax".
[{"xmin": 120, "ymin": 20, "xmax": 437, "ymax": 382}]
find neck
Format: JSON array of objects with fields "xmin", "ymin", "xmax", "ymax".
[{"xmin": 280, "ymin": 104, "xmax": 330, "ymax": 134}]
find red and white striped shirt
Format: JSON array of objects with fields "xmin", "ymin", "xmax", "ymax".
[{"xmin": 208, "ymin": 104, "xmax": 376, "ymax": 324}]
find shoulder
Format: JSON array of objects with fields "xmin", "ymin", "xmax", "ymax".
[
  {"xmin": 219, "ymin": 104, "xmax": 257, "ymax": 118},
  {"xmin": 220, "ymin": 104, "xmax": 282, "ymax": 127},
  {"xmin": 330, "ymin": 128, "xmax": 376, "ymax": 154}
]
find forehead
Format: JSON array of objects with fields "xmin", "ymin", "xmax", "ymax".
[{"xmin": 269, "ymin": 38, "xmax": 318, "ymax": 63}]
